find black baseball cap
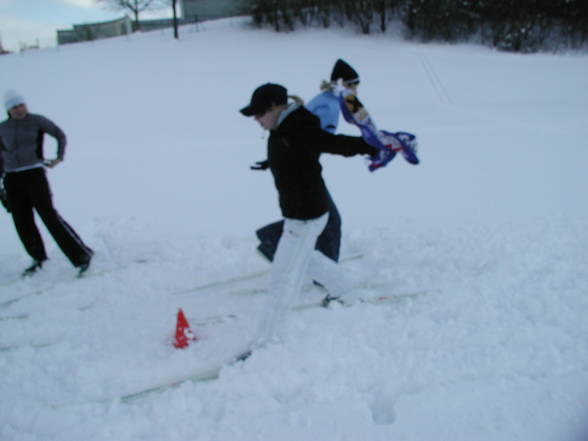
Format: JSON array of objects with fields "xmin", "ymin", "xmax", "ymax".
[{"xmin": 240, "ymin": 83, "xmax": 287, "ymax": 117}]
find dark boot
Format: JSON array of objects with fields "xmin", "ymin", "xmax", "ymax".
[
  {"xmin": 76, "ymin": 251, "xmax": 94, "ymax": 277},
  {"xmin": 22, "ymin": 260, "xmax": 45, "ymax": 277}
]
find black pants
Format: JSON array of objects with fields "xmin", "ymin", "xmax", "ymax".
[
  {"xmin": 4, "ymin": 167, "xmax": 92, "ymax": 267},
  {"xmin": 256, "ymin": 192, "xmax": 341, "ymax": 263}
]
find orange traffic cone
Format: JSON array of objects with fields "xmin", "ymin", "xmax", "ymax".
[{"xmin": 173, "ymin": 308, "xmax": 198, "ymax": 349}]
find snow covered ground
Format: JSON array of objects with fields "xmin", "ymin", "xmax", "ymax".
[{"xmin": 1, "ymin": 17, "xmax": 587, "ymax": 441}]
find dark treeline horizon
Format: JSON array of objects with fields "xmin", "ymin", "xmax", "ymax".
[{"xmin": 241, "ymin": 0, "xmax": 588, "ymax": 53}]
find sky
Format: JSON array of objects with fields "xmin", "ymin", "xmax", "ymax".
[{"xmin": 0, "ymin": 0, "xmax": 171, "ymax": 52}]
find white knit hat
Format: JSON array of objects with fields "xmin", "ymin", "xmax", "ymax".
[{"xmin": 3, "ymin": 89, "xmax": 25, "ymax": 111}]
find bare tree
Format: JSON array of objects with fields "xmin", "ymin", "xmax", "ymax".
[
  {"xmin": 95, "ymin": 0, "xmax": 165, "ymax": 31},
  {"xmin": 162, "ymin": 0, "xmax": 180, "ymax": 39}
]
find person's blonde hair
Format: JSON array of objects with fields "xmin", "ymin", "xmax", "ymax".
[
  {"xmin": 319, "ymin": 80, "xmax": 333, "ymax": 91},
  {"xmin": 288, "ymin": 95, "xmax": 304, "ymax": 105}
]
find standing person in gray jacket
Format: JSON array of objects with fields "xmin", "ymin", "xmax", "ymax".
[{"xmin": 0, "ymin": 89, "xmax": 93, "ymax": 277}]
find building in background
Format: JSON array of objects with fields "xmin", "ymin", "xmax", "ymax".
[
  {"xmin": 57, "ymin": 16, "xmax": 132, "ymax": 45},
  {"xmin": 181, "ymin": 0, "xmax": 244, "ymax": 22},
  {"xmin": 57, "ymin": 0, "xmax": 246, "ymax": 46}
]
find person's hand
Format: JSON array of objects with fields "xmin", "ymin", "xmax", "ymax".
[
  {"xmin": 44, "ymin": 158, "xmax": 62, "ymax": 168},
  {"xmin": 250, "ymin": 159, "xmax": 269, "ymax": 171}
]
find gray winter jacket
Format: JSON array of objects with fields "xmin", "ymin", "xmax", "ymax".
[{"xmin": 0, "ymin": 113, "xmax": 66, "ymax": 175}]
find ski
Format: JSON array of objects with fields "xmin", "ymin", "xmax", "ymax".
[
  {"xmin": 0, "ymin": 313, "xmax": 28, "ymax": 321},
  {"xmin": 0, "ymin": 332, "xmax": 66, "ymax": 352},
  {"xmin": 0, "ymin": 259, "xmax": 149, "ymax": 309},
  {"xmin": 293, "ymin": 290, "xmax": 428, "ymax": 310},
  {"xmin": 0, "ymin": 276, "xmax": 23, "ymax": 289},
  {"xmin": 0, "ymin": 298, "xmax": 97, "ymax": 322},
  {"xmin": 173, "ymin": 269, "xmax": 269, "ymax": 295},
  {"xmin": 78, "ymin": 258, "xmax": 148, "ymax": 279},
  {"xmin": 0, "ymin": 300, "xmax": 97, "ymax": 351},
  {"xmin": 187, "ymin": 290, "xmax": 429, "ymax": 328},
  {"xmin": 172, "ymin": 253, "xmax": 364, "ymax": 296},
  {"xmin": 120, "ymin": 351, "xmax": 249, "ymax": 403},
  {"xmin": 121, "ymin": 289, "xmax": 427, "ymax": 402},
  {"xmin": 229, "ymin": 280, "xmax": 394, "ymax": 297},
  {"xmin": 0, "ymin": 341, "xmax": 59, "ymax": 352},
  {"xmin": 120, "ymin": 366, "xmax": 222, "ymax": 402}
]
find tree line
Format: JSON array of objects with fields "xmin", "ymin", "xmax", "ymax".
[{"xmin": 244, "ymin": 0, "xmax": 588, "ymax": 53}]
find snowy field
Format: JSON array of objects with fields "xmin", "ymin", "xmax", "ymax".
[{"xmin": 1, "ymin": 17, "xmax": 588, "ymax": 441}]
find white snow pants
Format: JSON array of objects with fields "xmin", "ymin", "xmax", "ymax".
[{"xmin": 252, "ymin": 213, "xmax": 351, "ymax": 348}]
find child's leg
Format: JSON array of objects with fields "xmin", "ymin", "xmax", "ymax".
[{"xmin": 252, "ymin": 214, "xmax": 328, "ymax": 347}]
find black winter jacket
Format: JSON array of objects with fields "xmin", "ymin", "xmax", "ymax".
[{"xmin": 267, "ymin": 105, "xmax": 377, "ymax": 220}]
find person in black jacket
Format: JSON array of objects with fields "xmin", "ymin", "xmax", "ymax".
[
  {"xmin": 253, "ymin": 59, "xmax": 361, "ymax": 265},
  {"xmin": 239, "ymin": 83, "xmax": 394, "ymax": 351},
  {"xmin": 0, "ymin": 89, "xmax": 93, "ymax": 277}
]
